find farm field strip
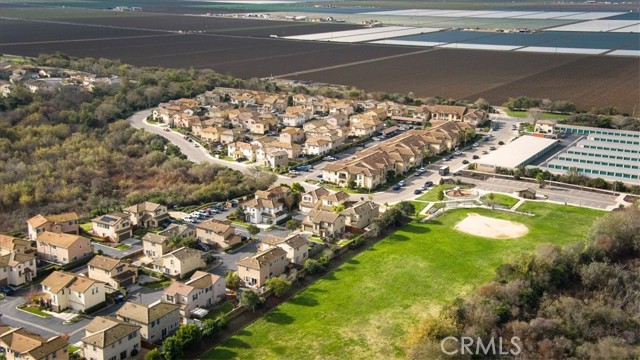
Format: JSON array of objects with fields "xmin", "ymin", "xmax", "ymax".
[
  {"xmin": 510, "ymin": 11, "xmax": 583, "ymax": 19},
  {"xmin": 284, "ymin": 26, "xmax": 409, "ymax": 40},
  {"xmin": 516, "ymin": 46, "xmax": 609, "ymax": 55},
  {"xmin": 546, "ymin": 19, "xmax": 640, "ymax": 32},
  {"xmin": 437, "ymin": 43, "xmax": 522, "ymax": 51},
  {"xmin": 324, "ymin": 27, "xmax": 445, "ymax": 43},
  {"xmin": 607, "ymin": 49, "xmax": 640, "ymax": 56},
  {"xmin": 552, "ymin": 11, "xmax": 626, "ymax": 20},
  {"xmin": 358, "ymin": 8, "xmax": 624, "ymax": 20},
  {"xmin": 611, "ymin": 23, "xmax": 640, "ymax": 32},
  {"xmin": 370, "ymin": 39, "xmax": 445, "ymax": 47},
  {"xmin": 0, "ymin": 33, "xmax": 179, "ymax": 46}
]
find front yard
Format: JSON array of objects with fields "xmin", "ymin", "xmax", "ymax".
[
  {"xmin": 417, "ymin": 184, "xmax": 470, "ymax": 202},
  {"xmin": 18, "ymin": 304, "xmax": 51, "ymax": 318},
  {"xmin": 480, "ymin": 193, "xmax": 519, "ymax": 208},
  {"xmin": 204, "ymin": 203, "xmax": 604, "ymax": 360}
]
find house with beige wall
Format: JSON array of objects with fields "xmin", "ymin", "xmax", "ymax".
[
  {"xmin": 259, "ymin": 234, "xmax": 308, "ymax": 266},
  {"xmin": 142, "ymin": 224, "xmax": 195, "ymax": 260},
  {"xmin": 122, "ymin": 202, "xmax": 169, "ymax": 229},
  {"xmin": 163, "ymin": 271, "xmax": 226, "ymax": 319},
  {"xmin": 237, "ymin": 248, "xmax": 288, "ymax": 288},
  {"xmin": 151, "ymin": 247, "xmax": 205, "ymax": 279},
  {"xmin": 26, "ymin": 212, "xmax": 79, "ymax": 241},
  {"xmin": 0, "ymin": 235, "xmax": 34, "ymax": 255},
  {"xmin": 116, "ymin": 301, "xmax": 180, "ymax": 343},
  {"xmin": 0, "ymin": 328, "xmax": 69, "ymax": 360},
  {"xmin": 340, "ymin": 201, "xmax": 379, "ymax": 229},
  {"xmin": 0, "ymin": 252, "xmax": 36, "ymax": 286},
  {"xmin": 91, "ymin": 212, "xmax": 133, "ymax": 242},
  {"xmin": 88, "ymin": 255, "xmax": 137, "ymax": 289},
  {"xmin": 82, "ymin": 316, "xmax": 141, "ymax": 360},
  {"xmin": 36, "ymin": 232, "xmax": 92, "ymax": 265},
  {"xmin": 301, "ymin": 209, "xmax": 346, "ymax": 239},
  {"xmin": 195, "ymin": 219, "xmax": 240, "ymax": 250},
  {"xmin": 41, "ymin": 271, "xmax": 106, "ymax": 312},
  {"xmin": 299, "ymin": 188, "xmax": 330, "ymax": 214}
]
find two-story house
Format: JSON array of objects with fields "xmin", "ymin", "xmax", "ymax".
[
  {"xmin": 163, "ymin": 271, "xmax": 226, "ymax": 319},
  {"xmin": 26, "ymin": 212, "xmax": 79, "ymax": 241},
  {"xmin": 299, "ymin": 188, "xmax": 330, "ymax": 214},
  {"xmin": 82, "ymin": 317, "xmax": 141, "ymax": 360},
  {"xmin": 87, "ymin": 255, "xmax": 137, "ymax": 289},
  {"xmin": 259, "ymin": 234, "xmax": 308, "ymax": 266},
  {"xmin": 281, "ymin": 106, "xmax": 312, "ymax": 127},
  {"xmin": 116, "ymin": 301, "xmax": 180, "ymax": 343},
  {"xmin": 237, "ymin": 248, "xmax": 288, "ymax": 288},
  {"xmin": 0, "ymin": 328, "xmax": 69, "ymax": 360},
  {"xmin": 122, "ymin": 202, "xmax": 169, "ymax": 229},
  {"xmin": 41, "ymin": 271, "xmax": 106, "ymax": 312},
  {"xmin": 195, "ymin": 219, "xmax": 241, "ymax": 250},
  {"xmin": 0, "ymin": 234, "xmax": 34, "ymax": 255},
  {"xmin": 0, "ymin": 252, "xmax": 36, "ymax": 286},
  {"xmin": 91, "ymin": 212, "xmax": 133, "ymax": 242},
  {"xmin": 301, "ymin": 209, "xmax": 346, "ymax": 239},
  {"xmin": 142, "ymin": 224, "xmax": 195, "ymax": 260},
  {"xmin": 151, "ymin": 247, "xmax": 205, "ymax": 279},
  {"xmin": 340, "ymin": 201, "xmax": 380, "ymax": 229},
  {"xmin": 36, "ymin": 232, "xmax": 92, "ymax": 265},
  {"xmin": 243, "ymin": 185, "xmax": 292, "ymax": 225},
  {"xmin": 314, "ymin": 191, "xmax": 350, "ymax": 212}
]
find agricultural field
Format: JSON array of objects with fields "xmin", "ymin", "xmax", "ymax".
[{"xmin": 205, "ymin": 203, "xmax": 604, "ymax": 359}]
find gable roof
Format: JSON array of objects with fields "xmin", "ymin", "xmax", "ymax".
[
  {"xmin": 262, "ymin": 234, "xmax": 307, "ymax": 249},
  {"xmin": 82, "ymin": 316, "xmax": 140, "ymax": 348},
  {"xmin": 41, "ymin": 271, "xmax": 102, "ymax": 294},
  {"xmin": 306, "ymin": 209, "xmax": 342, "ymax": 224},
  {"xmin": 27, "ymin": 212, "xmax": 79, "ymax": 228},
  {"xmin": 92, "ymin": 212, "xmax": 129, "ymax": 226},
  {"xmin": 185, "ymin": 270, "xmax": 222, "ymax": 289},
  {"xmin": 164, "ymin": 281, "xmax": 195, "ymax": 297},
  {"xmin": 0, "ymin": 234, "xmax": 31, "ymax": 252},
  {"xmin": 88, "ymin": 255, "xmax": 121, "ymax": 271},
  {"xmin": 237, "ymin": 247, "xmax": 287, "ymax": 270},
  {"xmin": 0, "ymin": 328, "xmax": 68, "ymax": 359},
  {"xmin": 116, "ymin": 301, "xmax": 180, "ymax": 324},
  {"xmin": 36, "ymin": 232, "xmax": 88, "ymax": 249},
  {"xmin": 196, "ymin": 219, "xmax": 234, "ymax": 234},
  {"xmin": 123, "ymin": 202, "xmax": 164, "ymax": 214}
]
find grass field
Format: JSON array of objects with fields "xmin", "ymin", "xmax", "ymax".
[
  {"xmin": 480, "ymin": 193, "xmax": 519, "ymax": 208},
  {"xmin": 204, "ymin": 202, "xmax": 604, "ymax": 359},
  {"xmin": 409, "ymin": 201, "xmax": 429, "ymax": 217},
  {"xmin": 506, "ymin": 110, "xmax": 570, "ymax": 120}
]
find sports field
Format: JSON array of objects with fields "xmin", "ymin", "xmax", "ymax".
[{"xmin": 204, "ymin": 202, "xmax": 603, "ymax": 359}]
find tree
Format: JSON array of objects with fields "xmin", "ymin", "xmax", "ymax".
[
  {"xmin": 201, "ymin": 318, "xmax": 219, "ymax": 337},
  {"xmin": 380, "ymin": 207, "xmax": 404, "ymax": 227},
  {"xmin": 247, "ymin": 224, "xmax": 260, "ymax": 238},
  {"xmin": 145, "ymin": 349, "xmax": 162, "ymax": 360},
  {"xmin": 304, "ymin": 259, "xmax": 324, "ymax": 274},
  {"xmin": 285, "ymin": 219, "xmax": 301, "ymax": 231},
  {"xmin": 241, "ymin": 289, "xmax": 261, "ymax": 312},
  {"xmin": 174, "ymin": 323, "xmax": 202, "ymax": 348},
  {"xmin": 332, "ymin": 204, "xmax": 345, "ymax": 213},
  {"xmin": 227, "ymin": 207, "xmax": 246, "ymax": 222},
  {"xmin": 290, "ymin": 182, "xmax": 305, "ymax": 193},
  {"xmin": 225, "ymin": 271, "xmax": 240, "ymax": 291},
  {"xmin": 436, "ymin": 189, "xmax": 445, "ymax": 201},
  {"xmin": 266, "ymin": 276, "xmax": 292, "ymax": 297},
  {"xmin": 161, "ymin": 336, "xmax": 182, "ymax": 360},
  {"xmin": 395, "ymin": 201, "xmax": 416, "ymax": 217},
  {"xmin": 347, "ymin": 178, "xmax": 357, "ymax": 190}
]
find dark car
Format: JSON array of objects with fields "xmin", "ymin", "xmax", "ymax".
[
  {"xmin": 498, "ymin": 141, "xmax": 505, "ymax": 145},
  {"xmin": 0, "ymin": 285, "xmax": 15, "ymax": 296},
  {"xmin": 194, "ymin": 242, "xmax": 210, "ymax": 252},
  {"xmin": 414, "ymin": 189, "xmax": 422, "ymax": 195},
  {"xmin": 297, "ymin": 165, "xmax": 311, "ymax": 172},
  {"xmin": 392, "ymin": 184, "xmax": 401, "ymax": 191},
  {"xmin": 472, "ymin": 155, "xmax": 480, "ymax": 159},
  {"xmin": 424, "ymin": 181, "xmax": 433, "ymax": 188},
  {"xmin": 489, "ymin": 146, "xmax": 497, "ymax": 151},
  {"xmin": 114, "ymin": 294, "xmax": 125, "ymax": 304},
  {"xmin": 240, "ymin": 235, "xmax": 248, "ymax": 241},
  {"xmin": 462, "ymin": 160, "xmax": 469, "ymax": 164}
]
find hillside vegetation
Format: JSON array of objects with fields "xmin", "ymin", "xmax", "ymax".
[{"xmin": 0, "ymin": 54, "xmax": 276, "ymax": 231}]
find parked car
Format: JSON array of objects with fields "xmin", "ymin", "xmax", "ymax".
[
  {"xmin": 392, "ymin": 184, "xmax": 401, "ymax": 191},
  {"xmin": 413, "ymin": 189, "xmax": 422, "ymax": 195},
  {"xmin": 398, "ymin": 180, "xmax": 407, "ymax": 187},
  {"xmin": 444, "ymin": 156, "xmax": 453, "ymax": 161},
  {"xmin": 424, "ymin": 181, "xmax": 434, "ymax": 188},
  {"xmin": 316, "ymin": 173, "xmax": 323, "ymax": 178},
  {"xmin": 489, "ymin": 146, "xmax": 497, "ymax": 151},
  {"xmin": 0, "ymin": 285, "xmax": 14, "ymax": 296},
  {"xmin": 240, "ymin": 235, "xmax": 248, "ymax": 241},
  {"xmin": 163, "ymin": 128, "xmax": 170, "ymax": 132},
  {"xmin": 472, "ymin": 155, "xmax": 480, "ymax": 159},
  {"xmin": 462, "ymin": 160, "xmax": 469, "ymax": 164},
  {"xmin": 482, "ymin": 150, "xmax": 489, "ymax": 154},
  {"xmin": 323, "ymin": 156, "xmax": 336, "ymax": 161},
  {"xmin": 472, "ymin": 142, "xmax": 479, "ymax": 147},
  {"xmin": 498, "ymin": 141, "xmax": 505, "ymax": 145},
  {"xmin": 194, "ymin": 242, "xmax": 210, "ymax": 252},
  {"xmin": 114, "ymin": 294, "xmax": 125, "ymax": 304},
  {"xmin": 454, "ymin": 150, "xmax": 462, "ymax": 156},
  {"xmin": 296, "ymin": 165, "xmax": 311, "ymax": 172}
]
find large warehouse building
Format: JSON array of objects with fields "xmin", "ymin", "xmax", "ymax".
[
  {"xmin": 476, "ymin": 136, "xmax": 560, "ymax": 173},
  {"xmin": 545, "ymin": 125, "xmax": 640, "ymax": 185}
]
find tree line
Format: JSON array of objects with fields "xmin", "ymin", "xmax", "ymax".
[{"xmin": 406, "ymin": 205, "xmax": 640, "ymax": 360}]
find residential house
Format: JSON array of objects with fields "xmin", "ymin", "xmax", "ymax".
[
  {"xmin": 535, "ymin": 119, "xmax": 557, "ymax": 134},
  {"xmin": 326, "ymin": 114, "xmax": 348, "ymax": 127},
  {"xmin": 462, "ymin": 108, "xmax": 488, "ymax": 126},
  {"xmin": 116, "ymin": 301, "xmax": 180, "ymax": 343},
  {"xmin": 340, "ymin": 201, "xmax": 379, "ymax": 229},
  {"xmin": 123, "ymin": 202, "xmax": 169, "ymax": 229},
  {"xmin": 281, "ymin": 106, "xmax": 312, "ymax": 127},
  {"xmin": 227, "ymin": 141, "xmax": 257, "ymax": 161},
  {"xmin": 197, "ymin": 126, "xmax": 222, "ymax": 143},
  {"xmin": 301, "ymin": 209, "xmax": 346, "ymax": 238},
  {"xmin": 40, "ymin": 271, "xmax": 105, "ymax": 312},
  {"xmin": 151, "ymin": 247, "xmax": 205, "ymax": 279},
  {"xmin": 517, "ymin": 188, "xmax": 537, "ymax": 199},
  {"xmin": 328, "ymin": 101, "xmax": 354, "ymax": 116},
  {"xmin": 314, "ymin": 191, "xmax": 350, "ymax": 212},
  {"xmin": 251, "ymin": 118, "xmax": 278, "ymax": 135},
  {"xmin": 303, "ymin": 137, "xmax": 333, "ymax": 156},
  {"xmin": 427, "ymin": 105, "xmax": 467, "ymax": 122},
  {"xmin": 0, "ymin": 328, "xmax": 69, "ymax": 360},
  {"xmin": 87, "ymin": 255, "xmax": 137, "ymax": 289},
  {"xmin": 237, "ymin": 248, "xmax": 288, "ymax": 288},
  {"xmin": 0, "ymin": 234, "xmax": 34, "ymax": 255},
  {"xmin": 259, "ymin": 234, "xmax": 308, "ymax": 266},
  {"xmin": 142, "ymin": 224, "xmax": 194, "ymax": 259},
  {"xmin": 349, "ymin": 114, "xmax": 383, "ymax": 137},
  {"xmin": 82, "ymin": 317, "xmax": 141, "ymax": 360},
  {"xmin": 299, "ymin": 188, "xmax": 330, "ymax": 214},
  {"xmin": 0, "ymin": 252, "xmax": 36, "ymax": 286},
  {"xmin": 195, "ymin": 219, "xmax": 241, "ymax": 250},
  {"xmin": 279, "ymin": 127, "xmax": 305, "ymax": 144},
  {"xmin": 163, "ymin": 271, "xmax": 226, "ymax": 319},
  {"xmin": 256, "ymin": 148, "xmax": 288, "ymax": 169},
  {"xmin": 27, "ymin": 212, "xmax": 79, "ymax": 241},
  {"xmin": 243, "ymin": 185, "xmax": 292, "ymax": 225},
  {"xmin": 36, "ymin": 232, "xmax": 92, "ymax": 265},
  {"xmin": 91, "ymin": 212, "xmax": 133, "ymax": 242},
  {"xmin": 220, "ymin": 128, "xmax": 243, "ymax": 144}
]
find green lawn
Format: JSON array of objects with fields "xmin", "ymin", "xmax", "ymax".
[
  {"xmin": 480, "ymin": 193, "xmax": 519, "ymax": 208},
  {"xmin": 417, "ymin": 184, "xmax": 469, "ymax": 202},
  {"xmin": 409, "ymin": 201, "xmax": 429, "ymax": 217},
  {"xmin": 204, "ymin": 203, "xmax": 604, "ymax": 360},
  {"xmin": 115, "ymin": 244, "xmax": 131, "ymax": 250},
  {"xmin": 506, "ymin": 110, "xmax": 570, "ymax": 120},
  {"xmin": 68, "ymin": 345, "xmax": 81, "ymax": 353},
  {"xmin": 205, "ymin": 301, "xmax": 235, "ymax": 321},
  {"xmin": 18, "ymin": 305, "xmax": 51, "ymax": 318},
  {"xmin": 142, "ymin": 280, "xmax": 172, "ymax": 289},
  {"xmin": 79, "ymin": 223, "xmax": 92, "ymax": 233}
]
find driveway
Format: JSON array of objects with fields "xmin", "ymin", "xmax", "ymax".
[{"xmin": 93, "ymin": 239, "xmax": 143, "ymax": 259}]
